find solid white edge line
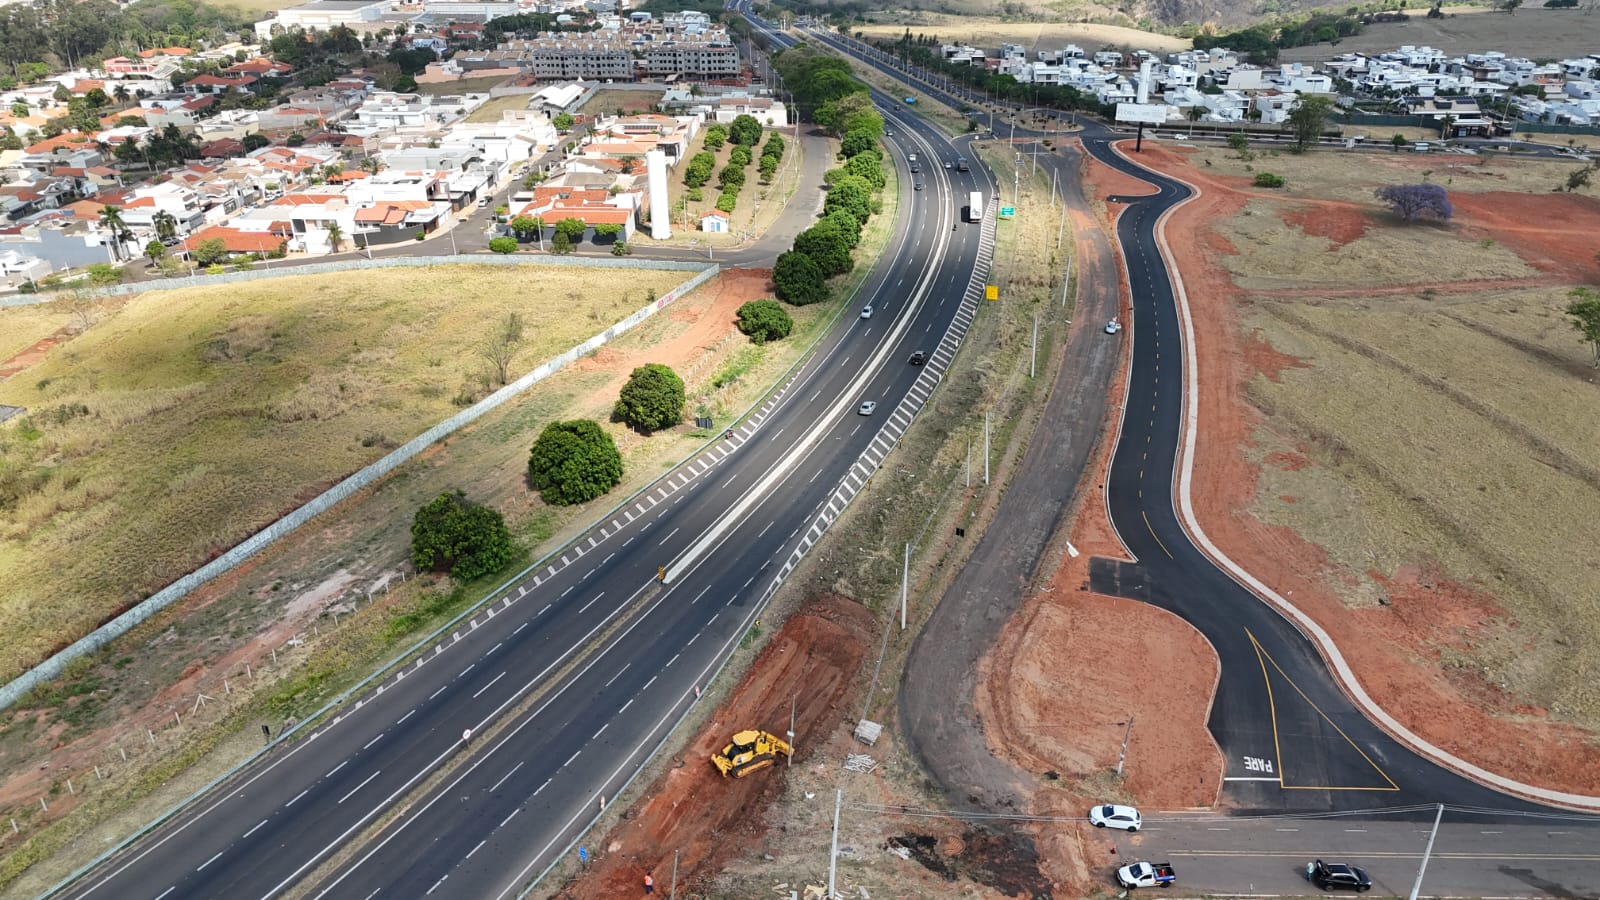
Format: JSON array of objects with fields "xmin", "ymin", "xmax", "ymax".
[{"xmin": 1127, "ymin": 142, "xmax": 1600, "ymax": 812}]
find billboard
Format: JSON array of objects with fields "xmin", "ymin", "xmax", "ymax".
[{"xmin": 1115, "ymin": 103, "xmax": 1170, "ymax": 125}]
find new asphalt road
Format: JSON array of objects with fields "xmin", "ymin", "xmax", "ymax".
[
  {"xmin": 806, "ymin": 17, "xmax": 1600, "ymax": 871},
  {"xmin": 54, "ymin": 42, "xmax": 996, "ymax": 900}
]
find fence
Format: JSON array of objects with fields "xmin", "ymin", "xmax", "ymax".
[
  {"xmin": 0, "ymin": 253, "xmax": 710, "ymax": 310},
  {"xmin": 0, "ymin": 261, "xmax": 721, "ymax": 712}
]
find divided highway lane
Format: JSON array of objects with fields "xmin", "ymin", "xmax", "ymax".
[
  {"xmin": 58, "ymin": 97, "xmax": 988, "ymax": 900},
  {"xmin": 308, "ymin": 108, "xmax": 993, "ymax": 900}
]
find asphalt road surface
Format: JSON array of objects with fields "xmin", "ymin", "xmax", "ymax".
[
  {"xmin": 803, "ymin": 6, "xmax": 1600, "ymax": 869},
  {"xmin": 54, "ymin": 35, "xmax": 995, "ymax": 900}
]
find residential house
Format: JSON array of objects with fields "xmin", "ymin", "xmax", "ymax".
[
  {"xmin": 711, "ymin": 96, "xmax": 787, "ymax": 128},
  {"xmin": 0, "ymin": 220, "xmax": 118, "ymax": 274},
  {"xmin": 698, "ymin": 208, "xmax": 727, "ymax": 232},
  {"xmin": 183, "ymin": 74, "xmax": 260, "ymax": 96}
]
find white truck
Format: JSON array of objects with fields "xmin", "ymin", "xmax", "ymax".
[
  {"xmin": 1116, "ymin": 861, "xmax": 1176, "ymax": 889},
  {"xmin": 967, "ymin": 190, "xmax": 983, "ymax": 223}
]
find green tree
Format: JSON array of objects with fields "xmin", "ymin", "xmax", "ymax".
[
  {"xmin": 144, "ymin": 240, "xmax": 165, "ymax": 264},
  {"xmin": 551, "ymin": 232, "xmax": 572, "ymax": 255},
  {"xmin": 735, "ymin": 298, "xmax": 793, "ymax": 344},
  {"xmin": 193, "ymin": 237, "xmax": 228, "ymax": 266},
  {"xmin": 1226, "ymin": 133, "xmax": 1249, "ymax": 155},
  {"xmin": 773, "ymin": 249, "xmax": 828, "ymax": 305},
  {"xmin": 729, "ymin": 144, "xmax": 752, "ymax": 168},
  {"xmin": 683, "ymin": 150, "xmax": 716, "ymax": 187},
  {"xmin": 843, "ymin": 151, "xmax": 885, "ymax": 191},
  {"xmin": 1253, "ymin": 172, "xmax": 1286, "ymax": 188},
  {"xmin": 509, "ymin": 214, "xmax": 542, "ymax": 239},
  {"xmin": 614, "ymin": 362, "xmax": 685, "ymax": 433},
  {"xmin": 822, "ymin": 175, "xmax": 873, "ymax": 225},
  {"xmin": 1391, "ymin": 133, "xmax": 1408, "ymax": 152},
  {"xmin": 840, "ymin": 127, "xmax": 877, "ymax": 158},
  {"xmin": 488, "ymin": 235, "xmax": 518, "ymax": 253},
  {"xmin": 552, "ymin": 111, "xmax": 574, "ymax": 132},
  {"xmin": 152, "ymin": 210, "xmax": 178, "ymax": 244},
  {"xmin": 719, "ymin": 163, "xmax": 746, "ymax": 189},
  {"xmin": 1286, "ymin": 95, "xmax": 1334, "ymax": 153},
  {"xmin": 325, "ymin": 221, "xmax": 345, "ymax": 252},
  {"xmin": 794, "ymin": 219, "xmax": 854, "ymax": 277},
  {"xmin": 98, "ymin": 205, "xmax": 127, "ymax": 260},
  {"xmin": 528, "ymin": 420, "xmax": 623, "ymax": 505},
  {"xmin": 86, "ymin": 262, "xmax": 121, "ymax": 286},
  {"xmin": 554, "ymin": 217, "xmax": 586, "ymax": 243},
  {"xmin": 1567, "ymin": 287, "xmax": 1600, "ymax": 367},
  {"xmin": 410, "ymin": 491, "xmax": 515, "ymax": 581},
  {"xmin": 243, "ymin": 133, "xmax": 271, "ymax": 151},
  {"xmin": 728, "ymin": 113, "xmax": 762, "ymax": 146},
  {"xmin": 758, "ymin": 154, "xmax": 779, "ymax": 183},
  {"xmin": 822, "ymin": 209, "xmax": 862, "ymax": 248},
  {"xmin": 703, "ymin": 123, "xmax": 727, "ymax": 150}
]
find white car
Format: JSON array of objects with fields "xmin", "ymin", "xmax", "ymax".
[
  {"xmin": 860, "ymin": 305, "xmax": 873, "ymax": 319},
  {"xmin": 1088, "ymin": 803, "xmax": 1141, "ymax": 832},
  {"xmin": 858, "ymin": 401, "xmax": 878, "ymax": 416},
  {"xmin": 1105, "ymin": 317, "xmax": 1122, "ymax": 335}
]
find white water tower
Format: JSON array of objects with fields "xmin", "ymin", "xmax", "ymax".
[{"xmin": 646, "ymin": 149, "xmax": 671, "ymax": 240}]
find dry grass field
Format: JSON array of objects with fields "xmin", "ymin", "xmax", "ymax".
[
  {"xmin": 412, "ymin": 75, "xmax": 512, "ymax": 97},
  {"xmin": 0, "ymin": 305, "xmax": 71, "ymax": 368},
  {"xmin": 1247, "ymin": 284, "xmax": 1600, "ymax": 720},
  {"xmin": 464, "ymin": 92, "xmax": 534, "ymax": 123},
  {"xmin": 578, "ymin": 88, "xmax": 666, "ymax": 117},
  {"xmin": 1167, "ymin": 143, "xmax": 1600, "ymax": 726},
  {"xmin": 1281, "ymin": 7, "xmax": 1600, "ymax": 66},
  {"xmin": 852, "ymin": 18, "xmax": 1188, "ymax": 55},
  {"xmin": 0, "ymin": 264, "xmax": 690, "ymax": 685}
]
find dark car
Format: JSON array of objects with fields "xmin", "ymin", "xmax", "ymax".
[
  {"xmin": 1307, "ymin": 860, "xmax": 1372, "ymax": 892},
  {"xmin": 908, "ymin": 350, "xmax": 926, "ymax": 365}
]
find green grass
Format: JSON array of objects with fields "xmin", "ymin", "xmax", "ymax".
[{"xmin": 0, "ymin": 265, "xmax": 690, "ymax": 686}]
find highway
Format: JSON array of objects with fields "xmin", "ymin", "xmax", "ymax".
[
  {"xmin": 53, "ymin": 24, "xmax": 997, "ymax": 900},
  {"xmin": 800, "ymin": 9, "xmax": 1600, "ymax": 824}
]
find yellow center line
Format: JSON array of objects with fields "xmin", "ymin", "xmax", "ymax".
[{"xmin": 1142, "ymin": 510, "xmax": 1174, "ymax": 559}]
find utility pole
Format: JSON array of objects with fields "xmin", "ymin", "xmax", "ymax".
[
  {"xmin": 1116, "ymin": 715, "xmax": 1135, "ymax": 776},
  {"xmin": 787, "ymin": 692, "xmax": 796, "ymax": 767},
  {"xmin": 1408, "ymin": 804, "xmax": 1445, "ymax": 900},
  {"xmin": 900, "ymin": 542, "xmax": 909, "ymax": 630},
  {"xmin": 670, "ymin": 850, "xmax": 680, "ymax": 900},
  {"xmin": 827, "ymin": 789, "xmax": 842, "ymax": 899},
  {"xmin": 1030, "ymin": 312, "xmax": 1038, "ymax": 378},
  {"xmin": 983, "ymin": 411, "xmax": 990, "ymax": 485},
  {"xmin": 966, "ymin": 438, "xmax": 971, "ymax": 489}
]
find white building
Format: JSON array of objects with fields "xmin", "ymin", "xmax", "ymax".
[{"xmin": 254, "ymin": 0, "xmax": 393, "ymax": 38}]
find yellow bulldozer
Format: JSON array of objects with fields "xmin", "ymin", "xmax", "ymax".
[{"xmin": 710, "ymin": 729, "xmax": 792, "ymax": 777}]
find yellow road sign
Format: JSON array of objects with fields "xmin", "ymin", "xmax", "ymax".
[{"xmin": 985, "ymin": 285, "xmax": 998, "ymax": 301}]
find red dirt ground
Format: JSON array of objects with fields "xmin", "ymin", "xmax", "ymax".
[
  {"xmin": 553, "ymin": 593, "xmax": 877, "ymax": 899},
  {"xmin": 1282, "ymin": 202, "xmax": 1371, "ymax": 247},
  {"xmin": 964, "ymin": 146, "xmax": 1226, "ymax": 896},
  {"xmin": 1127, "ymin": 141, "xmax": 1600, "ymax": 797},
  {"xmin": 0, "ymin": 327, "xmax": 74, "ymax": 379}
]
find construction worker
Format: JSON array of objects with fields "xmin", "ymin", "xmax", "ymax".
[{"xmin": 643, "ymin": 872, "xmax": 654, "ymax": 894}]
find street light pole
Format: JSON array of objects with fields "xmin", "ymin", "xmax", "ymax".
[
  {"xmin": 827, "ymin": 789, "xmax": 843, "ymax": 899},
  {"xmin": 900, "ymin": 542, "xmax": 909, "ymax": 630},
  {"xmin": 1408, "ymin": 804, "xmax": 1445, "ymax": 900}
]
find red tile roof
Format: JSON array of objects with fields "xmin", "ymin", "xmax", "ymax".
[
  {"xmin": 179, "ymin": 224, "xmax": 288, "ymax": 254},
  {"xmin": 139, "ymin": 47, "xmax": 192, "ymax": 58}
]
